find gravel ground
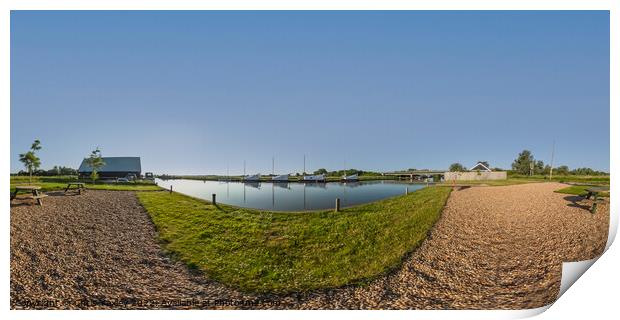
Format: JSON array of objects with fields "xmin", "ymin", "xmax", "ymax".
[
  {"xmin": 10, "ymin": 191, "xmax": 267, "ymax": 310},
  {"xmin": 10, "ymin": 183, "xmax": 609, "ymax": 309}
]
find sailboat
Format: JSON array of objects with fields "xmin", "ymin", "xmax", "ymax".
[
  {"xmin": 341, "ymin": 160, "xmax": 359, "ymax": 182},
  {"xmin": 243, "ymin": 173, "xmax": 261, "ymax": 182},
  {"xmin": 270, "ymin": 156, "xmax": 289, "ymax": 181},
  {"xmin": 303, "ymin": 174, "xmax": 326, "ymax": 182},
  {"xmin": 272, "ymin": 174, "xmax": 289, "ymax": 182},
  {"xmin": 301, "ymin": 154, "xmax": 326, "ymax": 182},
  {"xmin": 241, "ymin": 160, "xmax": 261, "ymax": 181}
]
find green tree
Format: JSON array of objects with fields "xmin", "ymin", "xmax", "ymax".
[
  {"xmin": 511, "ymin": 150, "xmax": 535, "ymax": 175},
  {"xmin": 314, "ymin": 168, "xmax": 328, "ymax": 175},
  {"xmin": 534, "ymin": 160, "xmax": 545, "ymax": 175},
  {"xmin": 85, "ymin": 147, "xmax": 106, "ymax": 182},
  {"xmin": 543, "ymin": 165, "xmax": 552, "ymax": 176},
  {"xmin": 449, "ymin": 163, "xmax": 466, "ymax": 172},
  {"xmin": 18, "ymin": 139, "xmax": 42, "ymax": 183},
  {"xmin": 555, "ymin": 165, "xmax": 569, "ymax": 175}
]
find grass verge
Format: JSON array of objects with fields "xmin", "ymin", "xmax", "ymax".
[
  {"xmin": 555, "ymin": 185, "xmax": 610, "ymax": 197},
  {"xmin": 10, "ymin": 176, "xmax": 162, "ymax": 192},
  {"xmin": 137, "ymin": 186, "xmax": 451, "ymax": 293}
]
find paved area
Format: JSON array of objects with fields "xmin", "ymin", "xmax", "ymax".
[{"xmin": 10, "ymin": 183, "xmax": 609, "ymax": 309}]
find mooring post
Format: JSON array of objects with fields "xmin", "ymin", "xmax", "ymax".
[
  {"xmin": 335, "ymin": 198, "xmax": 340, "ymax": 212},
  {"xmin": 405, "ymin": 187, "xmax": 409, "ymax": 194},
  {"xmin": 212, "ymin": 193, "xmax": 216, "ymax": 205},
  {"xmin": 169, "ymin": 185, "xmax": 173, "ymax": 194}
]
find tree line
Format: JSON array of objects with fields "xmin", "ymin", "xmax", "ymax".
[
  {"xmin": 14, "ymin": 166, "xmax": 78, "ymax": 177},
  {"xmin": 448, "ymin": 150, "xmax": 608, "ymax": 176}
]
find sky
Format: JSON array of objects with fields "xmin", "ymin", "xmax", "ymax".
[{"xmin": 10, "ymin": 11, "xmax": 610, "ymax": 175}]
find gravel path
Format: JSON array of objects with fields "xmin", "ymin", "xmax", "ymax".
[
  {"xmin": 10, "ymin": 183, "xmax": 609, "ymax": 309},
  {"xmin": 10, "ymin": 190, "xmax": 268, "ymax": 309}
]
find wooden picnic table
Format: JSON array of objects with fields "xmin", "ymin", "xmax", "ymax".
[
  {"xmin": 585, "ymin": 186, "xmax": 609, "ymax": 213},
  {"xmin": 10, "ymin": 185, "xmax": 47, "ymax": 206},
  {"xmin": 65, "ymin": 182, "xmax": 86, "ymax": 194}
]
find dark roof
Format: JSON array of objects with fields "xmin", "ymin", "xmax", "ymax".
[
  {"xmin": 469, "ymin": 162, "xmax": 492, "ymax": 172},
  {"xmin": 78, "ymin": 157, "xmax": 141, "ymax": 173}
]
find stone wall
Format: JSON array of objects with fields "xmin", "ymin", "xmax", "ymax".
[{"xmin": 443, "ymin": 171, "xmax": 507, "ymax": 181}]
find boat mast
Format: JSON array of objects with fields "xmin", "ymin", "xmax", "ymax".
[
  {"xmin": 243, "ymin": 160, "xmax": 246, "ymax": 177},
  {"xmin": 303, "ymin": 154, "xmax": 306, "ymax": 175}
]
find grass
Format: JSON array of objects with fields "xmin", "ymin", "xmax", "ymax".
[
  {"xmin": 10, "ymin": 176, "xmax": 162, "ymax": 192},
  {"xmin": 438, "ymin": 175, "xmax": 610, "ymax": 187},
  {"xmin": 508, "ymin": 174, "xmax": 610, "ymax": 185},
  {"xmin": 555, "ymin": 185, "xmax": 610, "ymax": 197},
  {"xmin": 137, "ymin": 186, "xmax": 451, "ymax": 293}
]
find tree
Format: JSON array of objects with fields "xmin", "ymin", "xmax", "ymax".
[
  {"xmin": 511, "ymin": 150, "xmax": 535, "ymax": 175},
  {"xmin": 534, "ymin": 160, "xmax": 545, "ymax": 175},
  {"xmin": 449, "ymin": 163, "xmax": 466, "ymax": 172},
  {"xmin": 570, "ymin": 167, "xmax": 607, "ymax": 176},
  {"xmin": 85, "ymin": 147, "xmax": 106, "ymax": 182},
  {"xmin": 543, "ymin": 165, "xmax": 552, "ymax": 176},
  {"xmin": 554, "ymin": 165, "xmax": 569, "ymax": 175},
  {"xmin": 314, "ymin": 168, "xmax": 328, "ymax": 175},
  {"xmin": 18, "ymin": 139, "xmax": 42, "ymax": 183}
]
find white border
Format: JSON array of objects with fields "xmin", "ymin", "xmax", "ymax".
[{"xmin": 1, "ymin": 1, "xmax": 616, "ymax": 319}]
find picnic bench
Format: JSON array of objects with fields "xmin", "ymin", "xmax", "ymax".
[
  {"xmin": 585, "ymin": 187, "xmax": 609, "ymax": 214},
  {"xmin": 10, "ymin": 186, "xmax": 47, "ymax": 206},
  {"xmin": 65, "ymin": 182, "xmax": 86, "ymax": 194}
]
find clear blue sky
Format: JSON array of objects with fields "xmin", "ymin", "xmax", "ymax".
[{"xmin": 11, "ymin": 11, "xmax": 609, "ymax": 174}]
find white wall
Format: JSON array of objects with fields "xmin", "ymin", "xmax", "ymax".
[{"xmin": 443, "ymin": 171, "xmax": 507, "ymax": 181}]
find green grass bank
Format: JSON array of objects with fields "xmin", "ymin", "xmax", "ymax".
[
  {"xmin": 10, "ymin": 176, "xmax": 162, "ymax": 192},
  {"xmin": 137, "ymin": 186, "xmax": 451, "ymax": 293}
]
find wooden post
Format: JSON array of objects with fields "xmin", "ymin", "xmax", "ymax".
[
  {"xmin": 335, "ymin": 198, "xmax": 340, "ymax": 212},
  {"xmin": 212, "ymin": 193, "xmax": 216, "ymax": 205},
  {"xmin": 169, "ymin": 185, "xmax": 173, "ymax": 194}
]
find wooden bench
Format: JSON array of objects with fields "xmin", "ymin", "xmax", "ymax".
[
  {"xmin": 65, "ymin": 182, "xmax": 86, "ymax": 194},
  {"xmin": 585, "ymin": 187, "xmax": 609, "ymax": 214},
  {"xmin": 10, "ymin": 185, "xmax": 47, "ymax": 206}
]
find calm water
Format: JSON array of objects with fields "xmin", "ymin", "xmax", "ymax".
[{"xmin": 156, "ymin": 179, "xmax": 425, "ymax": 211}]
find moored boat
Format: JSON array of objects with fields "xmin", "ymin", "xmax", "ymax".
[
  {"xmin": 243, "ymin": 174, "xmax": 261, "ymax": 182},
  {"xmin": 303, "ymin": 174, "xmax": 326, "ymax": 182},
  {"xmin": 342, "ymin": 174, "xmax": 359, "ymax": 182},
  {"xmin": 272, "ymin": 174, "xmax": 289, "ymax": 182}
]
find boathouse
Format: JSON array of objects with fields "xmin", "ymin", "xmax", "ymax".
[{"xmin": 78, "ymin": 157, "xmax": 142, "ymax": 179}]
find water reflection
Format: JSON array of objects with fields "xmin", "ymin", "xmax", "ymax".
[{"xmin": 157, "ymin": 179, "xmax": 425, "ymax": 211}]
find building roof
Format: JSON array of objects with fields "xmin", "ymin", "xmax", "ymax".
[
  {"xmin": 78, "ymin": 157, "xmax": 141, "ymax": 173},
  {"xmin": 469, "ymin": 162, "xmax": 492, "ymax": 172}
]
